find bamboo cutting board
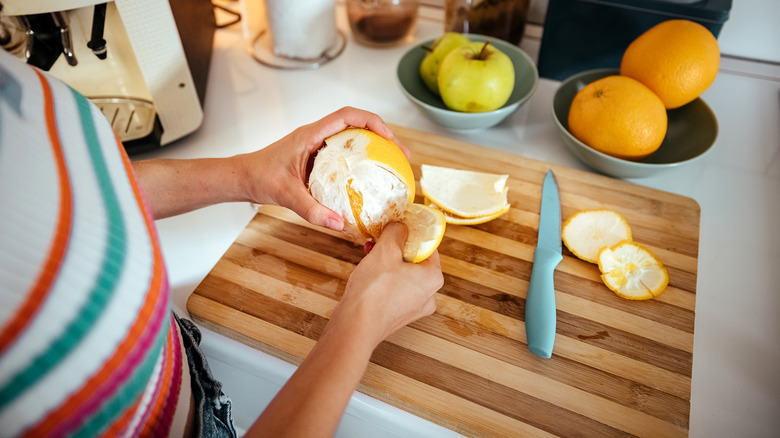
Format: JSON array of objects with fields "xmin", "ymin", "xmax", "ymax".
[{"xmin": 188, "ymin": 124, "xmax": 699, "ymax": 437}]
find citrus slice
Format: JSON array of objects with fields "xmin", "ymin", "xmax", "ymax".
[
  {"xmin": 420, "ymin": 164, "xmax": 510, "ymax": 218},
  {"xmin": 426, "ymin": 199, "xmax": 510, "ymax": 225},
  {"xmin": 402, "ymin": 203, "xmax": 446, "ymax": 263},
  {"xmin": 597, "ymin": 240, "xmax": 669, "ymax": 300},
  {"xmin": 309, "ymin": 128, "xmax": 414, "ymax": 244},
  {"xmin": 561, "ymin": 209, "xmax": 632, "ymax": 264}
]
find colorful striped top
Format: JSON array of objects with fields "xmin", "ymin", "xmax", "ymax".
[{"xmin": 0, "ymin": 49, "xmax": 191, "ymax": 436}]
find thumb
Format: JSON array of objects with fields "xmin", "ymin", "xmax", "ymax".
[
  {"xmin": 375, "ymin": 222, "xmax": 408, "ymax": 254},
  {"xmin": 291, "ymin": 189, "xmax": 344, "ymax": 231}
]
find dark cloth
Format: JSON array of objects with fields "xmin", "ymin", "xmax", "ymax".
[{"xmin": 175, "ymin": 314, "xmax": 239, "ymax": 438}]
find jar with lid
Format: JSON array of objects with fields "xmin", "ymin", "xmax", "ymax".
[
  {"xmin": 347, "ymin": 0, "xmax": 420, "ymax": 47},
  {"xmin": 445, "ymin": 0, "xmax": 529, "ymax": 46}
]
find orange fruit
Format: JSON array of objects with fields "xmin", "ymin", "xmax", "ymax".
[
  {"xmin": 620, "ymin": 19, "xmax": 720, "ymax": 109},
  {"xmin": 568, "ymin": 75, "xmax": 667, "ymax": 160},
  {"xmin": 309, "ymin": 128, "xmax": 414, "ymax": 245}
]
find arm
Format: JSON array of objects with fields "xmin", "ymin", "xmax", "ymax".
[
  {"xmin": 132, "ymin": 106, "xmax": 409, "ymax": 228},
  {"xmin": 245, "ymin": 222, "xmax": 443, "ymax": 437},
  {"xmin": 131, "ymin": 156, "xmax": 246, "ymax": 219},
  {"xmin": 133, "ymin": 107, "xmax": 430, "ymax": 436}
]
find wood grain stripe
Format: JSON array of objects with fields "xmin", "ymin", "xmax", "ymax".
[{"xmin": 385, "ymin": 327, "xmax": 688, "ymax": 436}]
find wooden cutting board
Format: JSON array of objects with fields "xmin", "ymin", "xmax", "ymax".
[{"xmin": 188, "ymin": 124, "xmax": 699, "ymax": 437}]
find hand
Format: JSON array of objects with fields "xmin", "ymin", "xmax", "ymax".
[
  {"xmin": 329, "ymin": 222, "xmax": 444, "ymax": 350},
  {"xmin": 245, "ymin": 222, "xmax": 442, "ymax": 438},
  {"xmin": 237, "ymin": 107, "xmax": 410, "ymax": 231}
]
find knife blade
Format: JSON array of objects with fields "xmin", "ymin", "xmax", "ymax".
[{"xmin": 525, "ymin": 169, "xmax": 563, "ymax": 359}]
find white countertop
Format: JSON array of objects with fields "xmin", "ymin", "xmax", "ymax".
[{"xmin": 135, "ymin": 8, "xmax": 780, "ymax": 437}]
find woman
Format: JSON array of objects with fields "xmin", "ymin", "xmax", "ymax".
[{"xmin": 0, "ymin": 48, "xmax": 443, "ymax": 437}]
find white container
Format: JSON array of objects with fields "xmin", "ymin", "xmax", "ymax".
[{"xmin": 265, "ymin": 0, "xmax": 338, "ymax": 60}]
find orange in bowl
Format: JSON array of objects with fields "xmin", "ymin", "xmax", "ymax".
[
  {"xmin": 552, "ymin": 69, "xmax": 718, "ymax": 179},
  {"xmin": 567, "ymin": 75, "xmax": 668, "ymax": 161},
  {"xmin": 620, "ymin": 19, "xmax": 720, "ymax": 110}
]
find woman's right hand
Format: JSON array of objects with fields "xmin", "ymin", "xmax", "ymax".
[
  {"xmin": 328, "ymin": 222, "xmax": 444, "ymax": 350},
  {"xmin": 247, "ymin": 222, "xmax": 441, "ymax": 438}
]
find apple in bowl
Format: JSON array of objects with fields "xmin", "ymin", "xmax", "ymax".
[
  {"xmin": 419, "ymin": 32, "xmax": 471, "ymax": 96},
  {"xmin": 437, "ymin": 40, "xmax": 516, "ymax": 113},
  {"xmin": 397, "ymin": 33, "xmax": 539, "ymax": 131}
]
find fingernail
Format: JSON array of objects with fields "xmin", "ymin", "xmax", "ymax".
[
  {"xmin": 326, "ymin": 216, "xmax": 343, "ymax": 231},
  {"xmin": 363, "ymin": 241, "xmax": 375, "ymax": 254}
]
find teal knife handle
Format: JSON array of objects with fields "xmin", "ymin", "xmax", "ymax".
[{"xmin": 525, "ymin": 246, "xmax": 563, "ymax": 359}]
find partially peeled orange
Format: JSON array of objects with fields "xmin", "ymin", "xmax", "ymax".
[
  {"xmin": 309, "ymin": 128, "xmax": 444, "ymax": 263},
  {"xmin": 309, "ymin": 128, "xmax": 414, "ymax": 245}
]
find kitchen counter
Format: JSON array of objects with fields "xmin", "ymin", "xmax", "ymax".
[{"xmin": 134, "ymin": 7, "xmax": 780, "ymax": 437}]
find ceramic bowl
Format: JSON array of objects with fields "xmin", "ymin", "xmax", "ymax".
[
  {"xmin": 552, "ymin": 68, "xmax": 718, "ymax": 178},
  {"xmin": 396, "ymin": 34, "xmax": 538, "ymax": 131}
]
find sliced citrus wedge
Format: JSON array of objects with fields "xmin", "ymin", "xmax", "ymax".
[
  {"xmin": 420, "ymin": 164, "xmax": 510, "ymax": 218},
  {"xmin": 561, "ymin": 209, "xmax": 632, "ymax": 264},
  {"xmin": 402, "ymin": 203, "xmax": 446, "ymax": 263},
  {"xmin": 426, "ymin": 199, "xmax": 510, "ymax": 225},
  {"xmin": 597, "ymin": 240, "xmax": 669, "ymax": 300}
]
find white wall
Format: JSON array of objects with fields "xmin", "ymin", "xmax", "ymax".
[{"xmin": 717, "ymin": 0, "xmax": 780, "ymax": 63}]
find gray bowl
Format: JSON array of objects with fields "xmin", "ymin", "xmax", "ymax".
[
  {"xmin": 552, "ymin": 68, "xmax": 718, "ymax": 178},
  {"xmin": 397, "ymin": 34, "xmax": 538, "ymax": 131}
]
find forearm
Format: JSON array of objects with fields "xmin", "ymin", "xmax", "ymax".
[
  {"xmin": 245, "ymin": 316, "xmax": 377, "ymax": 438},
  {"xmin": 132, "ymin": 157, "xmax": 249, "ymax": 219}
]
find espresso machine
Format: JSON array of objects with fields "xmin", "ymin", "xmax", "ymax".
[{"xmin": 0, "ymin": 0, "xmax": 215, "ymax": 154}]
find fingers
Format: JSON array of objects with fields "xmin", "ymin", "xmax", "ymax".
[
  {"xmin": 418, "ymin": 250, "xmax": 444, "ymax": 292},
  {"xmin": 291, "ymin": 186, "xmax": 344, "ymax": 231},
  {"xmin": 340, "ymin": 107, "xmax": 411, "ymax": 159},
  {"xmin": 421, "ymin": 294, "xmax": 438, "ymax": 317},
  {"xmin": 373, "ymin": 222, "xmax": 408, "ymax": 258},
  {"xmin": 333, "ymin": 106, "xmax": 393, "ymax": 138},
  {"xmin": 320, "ymin": 107, "xmax": 411, "ymax": 159},
  {"xmin": 391, "ymin": 136, "xmax": 412, "ymax": 159},
  {"xmin": 420, "ymin": 248, "xmax": 442, "ymax": 273}
]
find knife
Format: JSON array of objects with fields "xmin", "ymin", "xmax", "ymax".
[{"xmin": 525, "ymin": 169, "xmax": 563, "ymax": 359}]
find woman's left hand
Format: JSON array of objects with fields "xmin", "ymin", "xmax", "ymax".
[{"xmin": 237, "ymin": 106, "xmax": 409, "ymax": 231}]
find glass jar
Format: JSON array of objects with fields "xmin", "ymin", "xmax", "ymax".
[
  {"xmin": 444, "ymin": 0, "xmax": 530, "ymax": 46},
  {"xmin": 346, "ymin": 0, "xmax": 420, "ymax": 47}
]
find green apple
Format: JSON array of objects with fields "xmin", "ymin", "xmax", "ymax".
[
  {"xmin": 419, "ymin": 32, "xmax": 471, "ymax": 95},
  {"xmin": 437, "ymin": 41, "xmax": 515, "ymax": 113}
]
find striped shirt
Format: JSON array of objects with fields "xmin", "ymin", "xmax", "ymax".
[{"xmin": 0, "ymin": 49, "xmax": 190, "ymax": 436}]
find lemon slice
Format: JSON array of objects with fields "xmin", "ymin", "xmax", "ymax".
[
  {"xmin": 420, "ymin": 164, "xmax": 510, "ymax": 218},
  {"xmin": 426, "ymin": 199, "xmax": 510, "ymax": 225},
  {"xmin": 597, "ymin": 240, "xmax": 669, "ymax": 300},
  {"xmin": 561, "ymin": 209, "xmax": 632, "ymax": 264},
  {"xmin": 402, "ymin": 203, "xmax": 446, "ymax": 263}
]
